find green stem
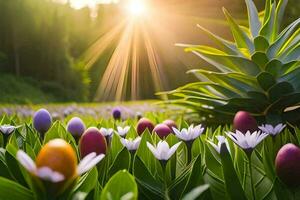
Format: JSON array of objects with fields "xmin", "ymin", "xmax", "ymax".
[
  {"xmin": 247, "ymin": 154, "xmax": 256, "ymax": 200},
  {"xmin": 186, "ymin": 141, "xmax": 193, "ymax": 164},
  {"xmin": 3, "ymin": 135, "xmax": 8, "ymax": 147},
  {"xmin": 160, "ymin": 160, "xmax": 170, "ymax": 200},
  {"xmin": 129, "ymin": 151, "xmax": 135, "ymax": 173}
]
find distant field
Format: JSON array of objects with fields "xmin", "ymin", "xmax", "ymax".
[{"xmin": 0, "ymin": 101, "xmax": 186, "ymax": 122}]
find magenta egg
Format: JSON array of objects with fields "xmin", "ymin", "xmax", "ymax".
[
  {"xmin": 275, "ymin": 143, "xmax": 300, "ymax": 187},
  {"xmin": 136, "ymin": 117, "xmax": 155, "ymax": 135},
  {"xmin": 153, "ymin": 124, "xmax": 172, "ymax": 139},
  {"xmin": 233, "ymin": 111, "xmax": 257, "ymax": 133}
]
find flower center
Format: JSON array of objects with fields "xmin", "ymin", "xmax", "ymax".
[{"xmin": 36, "ymin": 139, "xmax": 77, "ymax": 180}]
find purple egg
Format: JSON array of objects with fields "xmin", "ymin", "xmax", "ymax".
[
  {"xmin": 33, "ymin": 109, "xmax": 52, "ymax": 134},
  {"xmin": 67, "ymin": 117, "xmax": 86, "ymax": 138},
  {"xmin": 136, "ymin": 117, "xmax": 155, "ymax": 135},
  {"xmin": 112, "ymin": 108, "xmax": 121, "ymax": 120},
  {"xmin": 233, "ymin": 111, "xmax": 257, "ymax": 133},
  {"xmin": 79, "ymin": 127, "xmax": 107, "ymax": 159},
  {"xmin": 275, "ymin": 143, "xmax": 300, "ymax": 187},
  {"xmin": 153, "ymin": 124, "xmax": 172, "ymax": 139}
]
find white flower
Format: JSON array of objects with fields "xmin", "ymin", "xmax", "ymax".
[
  {"xmin": 17, "ymin": 150, "xmax": 104, "ymax": 183},
  {"xmin": 207, "ymin": 136, "xmax": 230, "ymax": 154},
  {"xmin": 172, "ymin": 124, "xmax": 205, "ymax": 141},
  {"xmin": 120, "ymin": 137, "xmax": 141, "ymax": 151},
  {"xmin": 258, "ymin": 124, "xmax": 286, "ymax": 136},
  {"xmin": 226, "ymin": 130, "xmax": 268, "ymax": 151},
  {"xmin": 100, "ymin": 127, "xmax": 114, "ymax": 137},
  {"xmin": 0, "ymin": 125, "xmax": 20, "ymax": 135},
  {"xmin": 146, "ymin": 141, "xmax": 182, "ymax": 161},
  {"xmin": 117, "ymin": 126, "xmax": 130, "ymax": 137}
]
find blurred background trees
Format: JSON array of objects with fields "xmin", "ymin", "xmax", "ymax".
[{"xmin": 0, "ymin": 0, "xmax": 298, "ymax": 103}]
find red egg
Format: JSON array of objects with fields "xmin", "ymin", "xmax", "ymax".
[
  {"xmin": 136, "ymin": 117, "xmax": 155, "ymax": 135},
  {"xmin": 79, "ymin": 127, "xmax": 107, "ymax": 158}
]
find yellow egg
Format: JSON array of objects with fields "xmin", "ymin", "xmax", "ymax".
[{"xmin": 36, "ymin": 139, "xmax": 77, "ymax": 180}]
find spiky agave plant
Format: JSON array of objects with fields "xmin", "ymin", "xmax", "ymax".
[{"xmin": 162, "ymin": 0, "xmax": 300, "ymax": 125}]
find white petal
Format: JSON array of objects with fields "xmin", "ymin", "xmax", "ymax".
[
  {"xmin": 16, "ymin": 150, "xmax": 37, "ymax": 172},
  {"xmin": 77, "ymin": 154, "xmax": 105, "ymax": 175},
  {"xmin": 124, "ymin": 126, "xmax": 130, "ymax": 132},
  {"xmin": 157, "ymin": 141, "xmax": 170, "ymax": 154},
  {"xmin": 77, "ymin": 152, "xmax": 97, "ymax": 173},
  {"xmin": 207, "ymin": 140, "xmax": 220, "ymax": 153},
  {"xmin": 216, "ymin": 135, "xmax": 226, "ymax": 143},
  {"xmin": 117, "ymin": 126, "xmax": 122, "ymax": 132},
  {"xmin": 120, "ymin": 138, "xmax": 127, "ymax": 147},
  {"xmin": 166, "ymin": 142, "xmax": 181, "ymax": 160},
  {"xmin": 172, "ymin": 127, "xmax": 181, "ymax": 136},
  {"xmin": 132, "ymin": 137, "xmax": 141, "ymax": 149},
  {"xmin": 36, "ymin": 167, "xmax": 64, "ymax": 182},
  {"xmin": 146, "ymin": 142, "xmax": 160, "ymax": 160},
  {"xmin": 0, "ymin": 125, "xmax": 16, "ymax": 135}
]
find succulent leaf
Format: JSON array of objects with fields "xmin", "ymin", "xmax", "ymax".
[
  {"xmin": 245, "ymin": 0, "xmax": 261, "ymax": 37},
  {"xmin": 165, "ymin": 0, "xmax": 300, "ymax": 125}
]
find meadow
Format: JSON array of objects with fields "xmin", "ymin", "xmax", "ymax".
[
  {"xmin": 1, "ymin": 0, "xmax": 300, "ymax": 199},
  {"xmin": 0, "ymin": 102, "xmax": 299, "ymax": 200}
]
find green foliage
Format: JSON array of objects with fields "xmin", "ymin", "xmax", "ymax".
[
  {"xmin": 163, "ymin": 0, "xmax": 300, "ymax": 125},
  {"xmin": 0, "ymin": 113, "xmax": 300, "ymax": 199},
  {"xmin": 0, "ymin": 74, "xmax": 55, "ymax": 104},
  {"xmin": 100, "ymin": 170, "xmax": 138, "ymax": 200},
  {"xmin": 0, "ymin": 0, "xmax": 89, "ymax": 102},
  {"xmin": 0, "ymin": 177, "xmax": 34, "ymax": 200}
]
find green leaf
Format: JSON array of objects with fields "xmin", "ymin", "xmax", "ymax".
[
  {"xmin": 273, "ymin": 0, "xmax": 288, "ymax": 37},
  {"xmin": 267, "ymin": 18, "xmax": 300, "ymax": 58},
  {"xmin": 110, "ymin": 133, "xmax": 124, "ymax": 161},
  {"xmin": 100, "ymin": 170, "xmax": 138, "ymax": 200},
  {"xmin": 245, "ymin": 0, "xmax": 261, "ymax": 37},
  {"xmin": 108, "ymin": 147, "xmax": 130, "ymax": 176},
  {"xmin": 257, "ymin": 72, "xmax": 276, "ymax": 91},
  {"xmin": 182, "ymin": 184, "xmax": 210, "ymax": 200},
  {"xmin": 196, "ymin": 25, "xmax": 239, "ymax": 55},
  {"xmin": 265, "ymin": 59, "xmax": 284, "ymax": 77},
  {"xmin": 268, "ymin": 93, "xmax": 300, "ymax": 113},
  {"xmin": 0, "ymin": 177, "xmax": 34, "ymax": 200},
  {"xmin": 263, "ymin": 0, "xmax": 272, "ymax": 24},
  {"xmin": 0, "ymin": 148, "xmax": 12, "ymax": 179},
  {"xmin": 268, "ymin": 82, "xmax": 294, "ymax": 102},
  {"xmin": 254, "ymin": 36, "xmax": 269, "ymax": 52},
  {"xmin": 136, "ymin": 130, "xmax": 161, "ymax": 177},
  {"xmin": 71, "ymin": 167, "xmax": 98, "ymax": 199},
  {"xmin": 5, "ymin": 144, "xmax": 27, "ymax": 186},
  {"xmin": 182, "ymin": 155, "xmax": 206, "ymax": 197},
  {"xmin": 133, "ymin": 156, "xmax": 164, "ymax": 199},
  {"xmin": 223, "ymin": 8, "xmax": 254, "ymax": 53},
  {"xmin": 190, "ymin": 70, "xmax": 261, "ymax": 95},
  {"xmin": 219, "ymin": 143, "xmax": 247, "ymax": 200},
  {"xmin": 260, "ymin": 2, "xmax": 276, "ymax": 42},
  {"xmin": 251, "ymin": 52, "xmax": 269, "ymax": 68},
  {"xmin": 187, "ymin": 46, "xmax": 260, "ymax": 76},
  {"xmin": 280, "ymin": 67, "xmax": 300, "ymax": 90},
  {"xmin": 44, "ymin": 121, "xmax": 76, "ymax": 148},
  {"xmin": 281, "ymin": 43, "xmax": 300, "ymax": 63}
]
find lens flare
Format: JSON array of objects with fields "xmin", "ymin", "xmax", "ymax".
[
  {"xmin": 126, "ymin": 0, "xmax": 146, "ymax": 17},
  {"xmin": 54, "ymin": 0, "xmax": 223, "ymax": 101}
]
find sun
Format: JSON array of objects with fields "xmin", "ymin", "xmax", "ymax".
[{"xmin": 126, "ymin": 0, "xmax": 147, "ymax": 17}]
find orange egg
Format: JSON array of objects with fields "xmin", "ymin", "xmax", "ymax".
[{"xmin": 36, "ymin": 139, "xmax": 77, "ymax": 180}]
